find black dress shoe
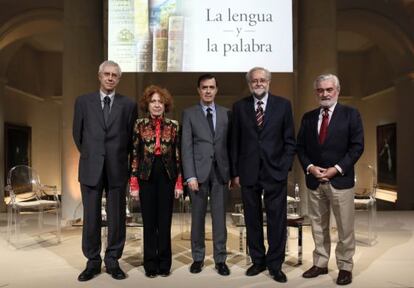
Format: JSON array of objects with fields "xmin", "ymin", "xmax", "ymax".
[
  {"xmin": 215, "ymin": 263, "xmax": 230, "ymax": 276},
  {"xmin": 106, "ymin": 266, "xmax": 126, "ymax": 280},
  {"xmin": 145, "ymin": 270, "xmax": 157, "ymax": 278},
  {"xmin": 302, "ymin": 265, "xmax": 328, "ymax": 278},
  {"xmin": 271, "ymin": 270, "xmax": 287, "ymax": 283},
  {"xmin": 158, "ymin": 270, "xmax": 171, "ymax": 277},
  {"xmin": 336, "ymin": 270, "xmax": 352, "ymax": 285},
  {"xmin": 245, "ymin": 264, "xmax": 266, "ymax": 276},
  {"xmin": 190, "ymin": 261, "xmax": 204, "ymax": 274},
  {"xmin": 78, "ymin": 267, "xmax": 101, "ymax": 281}
]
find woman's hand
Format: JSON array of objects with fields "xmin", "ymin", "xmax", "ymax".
[
  {"xmin": 174, "ymin": 188, "xmax": 183, "ymax": 199},
  {"xmin": 129, "ymin": 177, "xmax": 140, "ymax": 201}
]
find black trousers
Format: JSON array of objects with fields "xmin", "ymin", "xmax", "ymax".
[
  {"xmin": 241, "ymin": 178, "xmax": 287, "ymax": 272},
  {"xmin": 80, "ymin": 165, "xmax": 126, "ymax": 269},
  {"xmin": 139, "ymin": 156, "xmax": 174, "ymax": 273}
]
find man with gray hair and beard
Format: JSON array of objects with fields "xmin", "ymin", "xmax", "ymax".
[
  {"xmin": 297, "ymin": 74, "xmax": 364, "ymax": 285},
  {"xmin": 231, "ymin": 67, "xmax": 296, "ymax": 283}
]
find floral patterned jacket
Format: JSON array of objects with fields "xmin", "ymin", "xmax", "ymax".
[{"xmin": 131, "ymin": 117, "xmax": 182, "ymax": 182}]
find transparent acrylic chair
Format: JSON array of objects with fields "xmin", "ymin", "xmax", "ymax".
[
  {"xmin": 354, "ymin": 163, "xmax": 377, "ymax": 246},
  {"xmin": 286, "ymin": 182, "xmax": 306, "ymax": 265},
  {"xmin": 4, "ymin": 165, "xmax": 61, "ymax": 245}
]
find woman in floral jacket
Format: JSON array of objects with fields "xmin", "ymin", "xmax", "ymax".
[{"xmin": 130, "ymin": 85, "xmax": 183, "ymax": 278}]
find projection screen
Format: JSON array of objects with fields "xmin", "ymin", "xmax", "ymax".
[{"xmin": 108, "ymin": 0, "xmax": 292, "ymax": 72}]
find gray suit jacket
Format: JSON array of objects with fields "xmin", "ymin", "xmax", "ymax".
[
  {"xmin": 181, "ymin": 104, "xmax": 231, "ymax": 184},
  {"xmin": 72, "ymin": 92, "xmax": 138, "ymax": 187}
]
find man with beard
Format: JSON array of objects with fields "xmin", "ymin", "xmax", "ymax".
[
  {"xmin": 297, "ymin": 74, "xmax": 364, "ymax": 286},
  {"xmin": 231, "ymin": 67, "xmax": 296, "ymax": 283}
]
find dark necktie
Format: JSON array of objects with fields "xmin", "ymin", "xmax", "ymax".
[
  {"xmin": 206, "ymin": 107, "xmax": 214, "ymax": 136},
  {"xmin": 256, "ymin": 100, "xmax": 264, "ymax": 129},
  {"xmin": 319, "ymin": 107, "xmax": 330, "ymax": 144},
  {"xmin": 103, "ymin": 96, "xmax": 111, "ymax": 126}
]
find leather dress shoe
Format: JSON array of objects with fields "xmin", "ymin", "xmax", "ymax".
[
  {"xmin": 106, "ymin": 266, "xmax": 126, "ymax": 280},
  {"xmin": 270, "ymin": 270, "xmax": 287, "ymax": 283},
  {"xmin": 245, "ymin": 264, "xmax": 266, "ymax": 276},
  {"xmin": 302, "ymin": 265, "xmax": 328, "ymax": 278},
  {"xmin": 78, "ymin": 267, "xmax": 101, "ymax": 281},
  {"xmin": 336, "ymin": 270, "xmax": 352, "ymax": 285},
  {"xmin": 190, "ymin": 261, "xmax": 204, "ymax": 274},
  {"xmin": 145, "ymin": 270, "xmax": 157, "ymax": 278},
  {"xmin": 215, "ymin": 262, "xmax": 230, "ymax": 276},
  {"xmin": 158, "ymin": 270, "xmax": 171, "ymax": 277}
]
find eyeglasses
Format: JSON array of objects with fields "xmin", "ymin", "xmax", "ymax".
[
  {"xmin": 316, "ymin": 87, "xmax": 336, "ymax": 93},
  {"xmin": 250, "ymin": 78, "xmax": 269, "ymax": 85}
]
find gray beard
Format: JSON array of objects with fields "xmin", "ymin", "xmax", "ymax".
[{"xmin": 253, "ymin": 91, "xmax": 266, "ymax": 99}]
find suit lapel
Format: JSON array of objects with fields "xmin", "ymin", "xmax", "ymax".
[
  {"xmin": 214, "ymin": 105, "xmax": 225, "ymax": 140},
  {"xmin": 91, "ymin": 92, "xmax": 106, "ymax": 129},
  {"xmin": 196, "ymin": 105, "xmax": 214, "ymax": 139},
  {"xmin": 262, "ymin": 95, "xmax": 274, "ymax": 129},
  {"xmin": 311, "ymin": 109, "xmax": 320, "ymax": 144},
  {"xmin": 244, "ymin": 96, "xmax": 257, "ymax": 131},
  {"xmin": 324, "ymin": 103, "xmax": 341, "ymax": 144}
]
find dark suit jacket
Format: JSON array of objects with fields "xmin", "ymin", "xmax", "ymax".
[
  {"xmin": 72, "ymin": 92, "xmax": 138, "ymax": 187},
  {"xmin": 131, "ymin": 117, "xmax": 181, "ymax": 182},
  {"xmin": 181, "ymin": 104, "xmax": 231, "ymax": 183},
  {"xmin": 231, "ymin": 94, "xmax": 296, "ymax": 186},
  {"xmin": 296, "ymin": 103, "xmax": 364, "ymax": 190}
]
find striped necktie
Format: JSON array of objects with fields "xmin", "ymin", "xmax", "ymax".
[{"xmin": 256, "ymin": 100, "xmax": 264, "ymax": 129}]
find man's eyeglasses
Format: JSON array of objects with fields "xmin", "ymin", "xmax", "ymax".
[{"xmin": 250, "ymin": 78, "xmax": 269, "ymax": 85}]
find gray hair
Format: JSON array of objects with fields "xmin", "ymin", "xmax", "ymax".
[
  {"xmin": 313, "ymin": 74, "xmax": 340, "ymax": 91},
  {"xmin": 246, "ymin": 67, "xmax": 271, "ymax": 83},
  {"xmin": 98, "ymin": 60, "xmax": 122, "ymax": 78}
]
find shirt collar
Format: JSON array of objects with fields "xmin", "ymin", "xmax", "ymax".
[
  {"xmin": 320, "ymin": 102, "xmax": 337, "ymax": 114},
  {"xmin": 100, "ymin": 90, "xmax": 115, "ymax": 102},
  {"xmin": 200, "ymin": 101, "xmax": 216, "ymax": 113},
  {"xmin": 253, "ymin": 93, "xmax": 268, "ymax": 108}
]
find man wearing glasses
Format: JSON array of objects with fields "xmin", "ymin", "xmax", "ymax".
[{"xmin": 231, "ymin": 67, "xmax": 296, "ymax": 283}]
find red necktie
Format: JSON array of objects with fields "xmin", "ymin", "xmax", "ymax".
[{"xmin": 319, "ymin": 108, "xmax": 329, "ymax": 144}]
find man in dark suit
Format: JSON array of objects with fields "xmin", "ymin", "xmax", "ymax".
[
  {"xmin": 181, "ymin": 74, "xmax": 231, "ymax": 276},
  {"xmin": 297, "ymin": 74, "xmax": 364, "ymax": 286},
  {"xmin": 231, "ymin": 67, "xmax": 296, "ymax": 283},
  {"xmin": 73, "ymin": 60, "xmax": 138, "ymax": 281}
]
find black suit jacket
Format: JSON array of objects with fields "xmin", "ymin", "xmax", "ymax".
[
  {"xmin": 73, "ymin": 92, "xmax": 138, "ymax": 187},
  {"xmin": 296, "ymin": 103, "xmax": 364, "ymax": 190},
  {"xmin": 231, "ymin": 94, "xmax": 296, "ymax": 186}
]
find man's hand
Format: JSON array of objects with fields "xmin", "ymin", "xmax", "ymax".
[
  {"xmin": 187, "ymin": 179, "xmax": 199, "ymax": 192},
  {"xmin": 231, "ymin": 177, "xmax": 241, "ymax": 189},
  {"xmin": 320, "ymin": 167, "xmax": 338, "ymax": 181},
  {"xmin": 309, "ymin": 166, "xmax": 327, "ymax": 180}
]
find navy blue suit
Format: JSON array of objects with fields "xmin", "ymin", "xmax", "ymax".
[
  {"xmin": 231, "ymin": 94, "xmax": 296, "ymax": 271},
  {"xmin": 296, "ymin": 103, "xmax": 364, "ymax": 189}
]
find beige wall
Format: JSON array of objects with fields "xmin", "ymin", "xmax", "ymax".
[{"xmin": 4, "ymin": 90, "xmax": 61, "ymax": 190}]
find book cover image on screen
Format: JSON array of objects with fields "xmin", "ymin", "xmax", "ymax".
[{"xmin": 108, "ymin": 0, "xmax": 293, "ymax": 73}]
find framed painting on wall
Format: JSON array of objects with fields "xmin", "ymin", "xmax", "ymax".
[
  {"xmin": 376, "ymin": 123, "xmax": 397, "ymax": 190},
  {"xmin": 4, "ymin": 123, "xmax": 32, "ymax": 184}
]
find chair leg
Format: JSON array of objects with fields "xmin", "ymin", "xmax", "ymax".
[
  {"xmin": 298, "ymin": 224, "xmax": 303, "ymax": 265},
  {"xmin": 56, "ymin": 209, "xmax": 61, "ymax": 243},
  {"xmin": 15, "ymin": 208, "xmax": 20, "ymax": 244},
  {"xmin": 7, "ymin": 206, "xmax": 12, "ymax": 243}
]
